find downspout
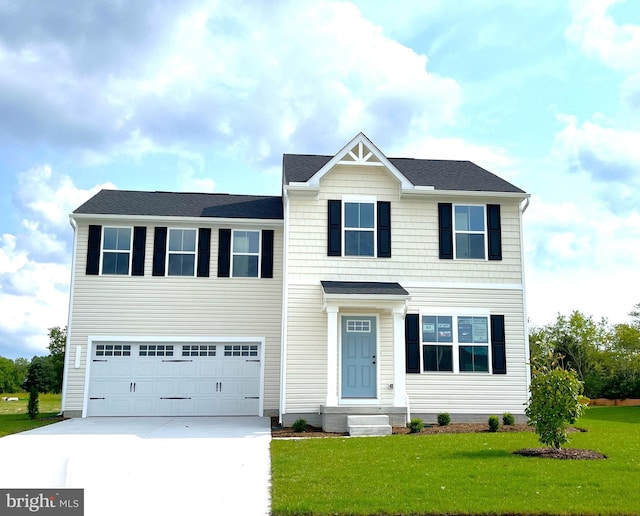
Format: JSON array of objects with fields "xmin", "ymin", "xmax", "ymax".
[
  {"xmin": 519, "ymin": 196, "xmax": 532, "ymax": 401},
  {"xmin": 278, "ymin": 189, "xmax": 290, "ymax": 425},
  {"xmin": 59, "ymin": 215, "xmax": 78, "ymax": 417}
]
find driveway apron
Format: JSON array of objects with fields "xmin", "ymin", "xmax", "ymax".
[{"xmin": 0, "ymin": 417, "xmax": 272, "ymax": 515}]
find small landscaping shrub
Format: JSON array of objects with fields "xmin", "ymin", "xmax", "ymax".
[
  {"xmin": 27, "ymin": 388, "xmax": 39, "ymax": 420},
  {"xmin": 408, "ymin": 418, "xmax": 423, "ymax": 433},
  {"xmin": 291, "ymin": 418, "xmax": 307, "ymax": 432},
  {"xmin": 502, "ymin": 412, "xmax": 515, "ymax": 426},
  {"xmin": 437, "ymin": 413, "xmax": 450, "ymax": 426},
  {"xmin": 488, "ymin": 415, "xmax": 500, "ymax": 432},
  {"xmin": 526, "ymin": 351, "xmax": 588, "ymax": 449}
]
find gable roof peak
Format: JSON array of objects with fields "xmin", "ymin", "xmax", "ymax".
[{"xmin": 305, "ymin": 132, "xmax": 413, "ymax": 189}]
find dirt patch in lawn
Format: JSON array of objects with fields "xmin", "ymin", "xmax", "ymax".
[{"xmin": 513, "ymin": 447, "xmax": 607, "ymax": 460}]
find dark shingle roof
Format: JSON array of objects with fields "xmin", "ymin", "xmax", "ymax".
[
  {"xmin": 321, "ymin": 281, "xmax": 409, "ymax": 296},
  {"xmin": 74, "ymin": 190, "xmax": 283, "ymax": 219},
  {"xmin": 283, "ymin": 154, "xmax": 525, "ymax": 194}
]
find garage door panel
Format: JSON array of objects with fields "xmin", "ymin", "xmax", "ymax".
[{"xmin": 88, "ymin": 342, "xmax": 262, "ymax": 417}]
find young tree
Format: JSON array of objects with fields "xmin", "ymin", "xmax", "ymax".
[
  {"xmin": 525, "ymin": 351, "xmax": 588, "ymax": 449},
  {"xmin": 23, "ymin": 356, "xmax": 58, "ymax": 393},
  {"xmin": 48, "ymin": 326, "xmax": 66, "ymax": 393},
  {"xmin": 27, "ymin": 387, "xmax": 39, "ymax": 419}
]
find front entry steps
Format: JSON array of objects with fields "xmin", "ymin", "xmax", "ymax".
[{"xmin": 347, "ymin": 415, "xmax": 392, "ymax": 436}]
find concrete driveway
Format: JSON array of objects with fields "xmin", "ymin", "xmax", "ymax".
[{"xmin": 0, "ymin": 417, "xmax": 271, "ymax": 515}]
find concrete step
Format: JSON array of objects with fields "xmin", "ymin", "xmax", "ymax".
[
  {"xmin": 347, "ymin": 415, "xmax": 392, "ymax": 437},
  {"xmin": 347, "ymin": 415, "xmax": 390, "ymax": 426},
  {"xmin": 348, "ymin": 424, "xmax": 392, "ymax": 437}
]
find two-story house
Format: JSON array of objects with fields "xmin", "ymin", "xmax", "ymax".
[{"xmin": 61, "ymin": 133, "xmax": 530, "ymax": 432}]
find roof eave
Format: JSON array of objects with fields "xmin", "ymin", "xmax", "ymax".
[
  {"xmin": 70, "ymin": 213, "xmax": 284, "ymax": 226},
  {"xmin": 400, "ymin": 188, "xmax": 530, "ymax": 200}
]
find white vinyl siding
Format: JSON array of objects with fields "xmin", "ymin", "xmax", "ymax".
[
  {"xmin": 406, "ymin": 287, "xmax": 528, "ymax": 415},
  {"xmin": 286, "ymin": 164, "xmax": 524, "ymax": 285},
  {"xmin": 283, "ymin": 162, "xmax": 528, "ymax": 417},
  {"xmin": 284, "ymin": 284, "xmax": 395, "ymax": 414},
  {"xmin": 63, "ymin": 221, "xmax": 283, "ymax": 416}
]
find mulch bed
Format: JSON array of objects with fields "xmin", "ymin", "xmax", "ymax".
[
  {"xmin": 513, "ymin": 447, "xmax": 606, "ymax": 460},
  {"xmin": 271, "ymin": 418, "xmax": 605, "ymax": 460}
]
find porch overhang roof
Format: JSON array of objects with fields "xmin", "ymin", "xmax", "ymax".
[{"xmin": 321, "ymin": 281, "xmax": 410, "ymax": 312}]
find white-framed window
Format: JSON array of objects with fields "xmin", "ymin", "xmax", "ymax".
[
  {"xmin": 167, "ymin": 228, "xmax": 197, "ymax": 276},
  {"xmin": 232, "ymin": 230, "xmax": 260, "ymax": 277},
  {"xmin": 457, "ymin": 316, "xmax": 489, "ymax": 372},
  {"xmin": 454, "ymin": 205, "xmax": 486, "ymax": 259},
  {"xmin": 101, "ymin": 227, "xmax": 132, "ymax": 275},
  {"xmin": 421, "ymin": 312, "xmax": 490, "ymax": 373},
  {"xmin": 344, "ymin": 200, "xmax": 375, "ymax": 257}
]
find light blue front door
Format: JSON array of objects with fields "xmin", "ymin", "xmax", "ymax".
[{"xmin": 341, "ymin": 316, "xmax": 376, "ymax": 398}]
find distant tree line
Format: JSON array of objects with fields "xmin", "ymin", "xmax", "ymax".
[
  {"xmin": 530, "ymin": 304, "xmax": 640, "ymax": 399},
  {"xmin": 0, "ymin": 326, "xmax": 66, "ymax": 394}
]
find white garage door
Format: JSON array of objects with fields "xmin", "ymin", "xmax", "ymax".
[{"xmin": 87, "ymin": 342, "xmax": 261, "ymax": 416}]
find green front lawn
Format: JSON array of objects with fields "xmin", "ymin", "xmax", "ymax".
[
  {"xmin": 0, "ymin": 393, "xmax": 62, "ymax": 437},
  {"xmin": 271, "ymin": 407, "xmax": 640, "ymax": 516}
]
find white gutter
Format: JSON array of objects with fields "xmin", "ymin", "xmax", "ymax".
[
  {"xmin": 401, "ymin": 189, "xmax": 531, "ymax": 200},
  {"xmin": 278, "ymin": 190, "xmax": 290, "ymax": 425},
  {"xmin": 59, "ymin": 216, "xmax": 78, "ymax": 416},
  {"xmin": 71, "ymin": 213, "xmax": 284, "ymax": 227},
  {"xmin": 519, "ymin": 196, "xmax": 532, "ymax": 395}
]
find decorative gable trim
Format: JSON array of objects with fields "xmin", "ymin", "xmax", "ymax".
[{"xmin": 307, "ymin": 133, "xmax": 413, "ymax": 189}]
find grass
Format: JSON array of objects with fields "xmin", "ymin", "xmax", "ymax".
[
  {"xmin": 0, "ymin": 393, "xmax": 62, "ymax": 437},
  {"xmin": 271, "ymin": 406, "xmax": 640, "ymax": 515}
]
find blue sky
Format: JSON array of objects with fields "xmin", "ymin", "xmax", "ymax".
[{"xmin": 1, "ymin": 0, "xmax": 639, "ymax": 358}]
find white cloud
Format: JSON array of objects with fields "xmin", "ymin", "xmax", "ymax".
[
  {"xmin": 551, "ymin": 114, "xmax": 640, "ymax": 213},
  {"xmin": 525, "ymin": 195, "xmax": 640, "ymax": 270},
  {"xmin": 0, "ymin": 167, "xmax": 116, "ymax": 357},
  {"xmin": 0, "ymin": 1, "xmax": 462, "ymax": 168},
  {"xmin": 566, "ymin": 0, "xmax": 640, "ymax": 71},
  {"xmin": 524, "ymin": 196, "xmax": 640, "ymax": 327}
]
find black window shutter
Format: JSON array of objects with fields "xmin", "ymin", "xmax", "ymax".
[
  {"xmin": 132, "ymin": 226, "xmax": 147, "ymax": 276},
  {"xmin": 491, "ymin": 315, "xmax": 507, "ymax": 374},
  {"xmin": 197, "ymin": 228, "xmax": 211, "ymax": 278},
  {"xmin": 487, "ymin": 204, "xmax": 502, "ymax": 261},
  {"xmin": 405, "ymin": 314, "xmax": 420, "ymax": 373},
  {"xmin": 86, "ymin": 225, "xmax": 102, "ymax": 275},
  {"xmin": 438, "ymin": 203, "xmax": 453, "ymax": 259},
  {"xmin": 152, "ymin": 227, "xmax": 167, "ymax": 276},
  {"xmin": 377, "ymin": 201, "xmax": 391, "ymax": 258},
  {"xmin": 327, "ymin": 200, "xmax": 341, "ymax": 256},
  {"xmin": 261, "ymin": 229, "xmax": 274, "ymax": 278},
  {"xmin": 217, "ymin": 229, "xmax": 231, "ymax": 277}
]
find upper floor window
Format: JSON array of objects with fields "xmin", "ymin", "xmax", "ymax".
[
  {"xmin": 232, "ymin": 230, "xmax": 260, "ymax": 277},
  {"xmin": 327, "ymin": 199, "xmax": 390, "ymax": 258},
  {"xmin": 102, "ymin": 227, "xmax": 132, "ymax": 275},
  {"xmin": 454, "ymin": 205, "xmax": 485, "ymax": 259},
  {"xmin": 167, "ymin": 229, "xmax": 197, "ymax": 276},
  {"xmin": 344, "ymin": 202, "xmax": 375, "ymax": 257}
]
